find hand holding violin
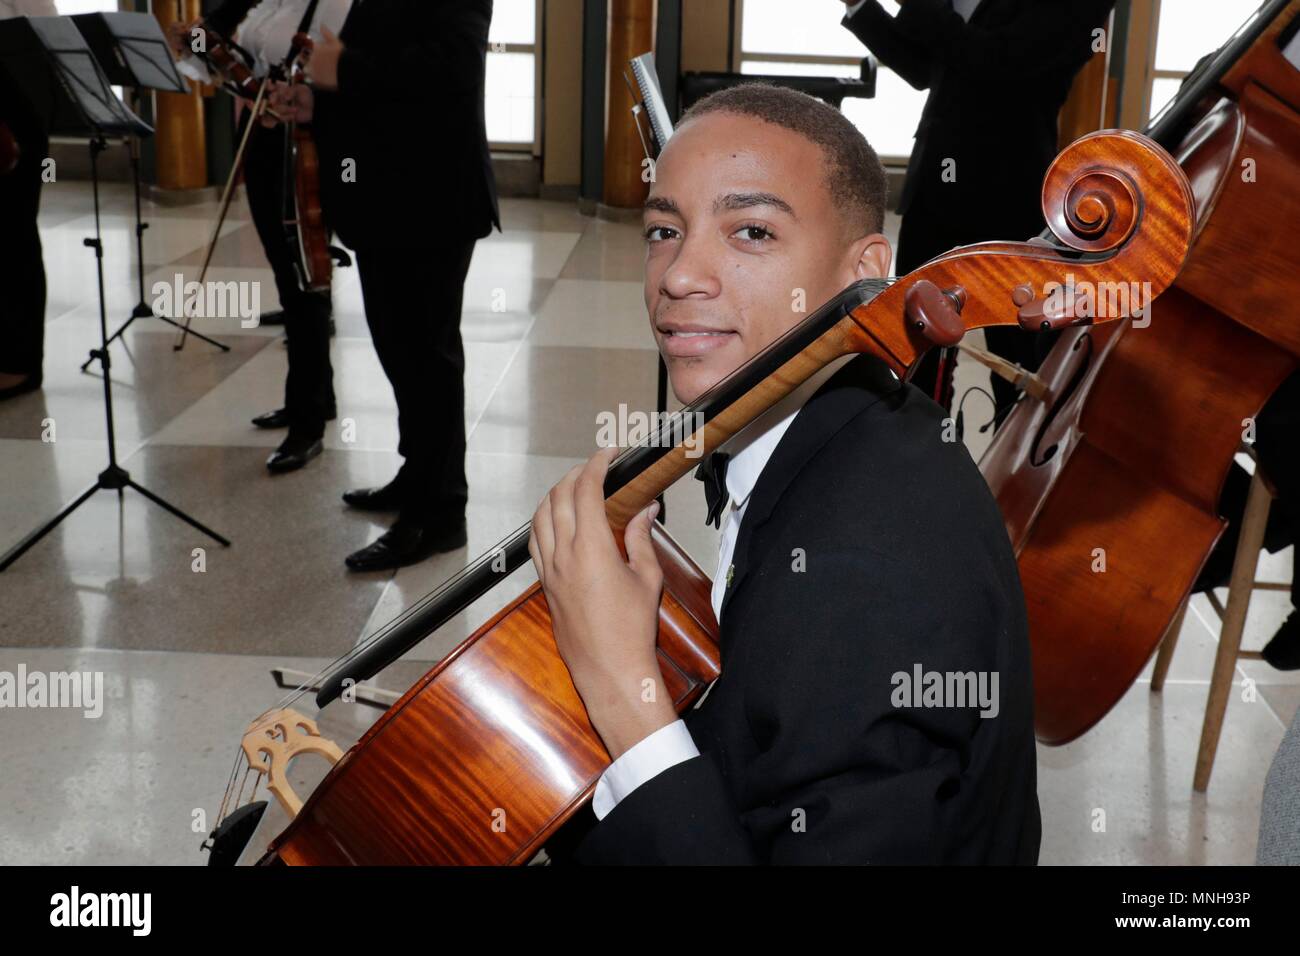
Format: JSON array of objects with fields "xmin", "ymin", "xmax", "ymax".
[
  {"xmin": 261, "ymin": 82, "xmax": 314, "ymax": 127},
  {"xmin": 165, "ymin": 18, "xmax": 201, "ymax": 59},
  {"xmin": 304, "ymin": 26, "xmax": 344, "ymax": 91}
]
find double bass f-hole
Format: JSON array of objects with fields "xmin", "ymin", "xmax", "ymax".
[{"xmin": 1028, "ymin": 331, "xmax": 1094, "ymax": 467}]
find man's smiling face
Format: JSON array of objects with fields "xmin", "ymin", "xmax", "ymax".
[{"xmin": 644, "ymin": 110, "xmax": 891, "ymax": 404}]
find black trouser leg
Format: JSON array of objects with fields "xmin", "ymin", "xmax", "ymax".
[
  {"xmin": 242, "ymin": 120, "xmax": 335, "ymax": 434},
  {"xmin": 282, "ymin": 294, "xmax": 334, "ymax": 439},
  {"xmin": 356, "ymin": 238, "xmax": 477, "ymax": 526},
  {"xmin": 0, "ymin": 127, "xmax": 47, "ymax": 377}
]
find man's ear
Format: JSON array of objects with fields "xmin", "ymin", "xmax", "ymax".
[{"xmin": 850, "ymin": 233, "xmax": 893, "ymax": 280}]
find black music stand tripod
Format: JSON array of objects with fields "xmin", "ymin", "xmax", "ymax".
[
  {"xmin": 72, "ymin": 11, "xmax": 229, "ymax": 369},
  {"xmin": 0, "ymin": 16, "xmax": 229, "ymax": 572}
]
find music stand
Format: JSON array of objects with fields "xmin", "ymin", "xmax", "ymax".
[
  {"xmin": 0, "ymin": 16, "xmax": 230, "ymax": 573},
  {"xmin": 73, "ymin": 11, "xmax": 230, "ymax": 366}
]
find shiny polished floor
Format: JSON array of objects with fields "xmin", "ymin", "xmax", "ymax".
[{"xmin": 0, "ymin": 180, "xmax": 1295, "ymax": 865}]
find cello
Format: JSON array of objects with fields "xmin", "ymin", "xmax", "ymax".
[
  {"xmin": 208, "ymin": 128, "xmax": 1194, "ymax": 865},
  {"xmin": 980, "ymin": 0, "xmax": 1300, "ymax": 759}
]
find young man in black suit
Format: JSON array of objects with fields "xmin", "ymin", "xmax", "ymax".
[
  {"xmin": 271, "ymin": 0, "xmax": 499, "ymax": 569},
  {"xmin": 529, "ymin": 84, "xmax": 1039, "ymax": 864},
  {"xmin": 841, "ymin": 0, "xmax": 1116, "ymax": 409}
]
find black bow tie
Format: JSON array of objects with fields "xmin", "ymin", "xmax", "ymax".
[{"xmin": 694, "ymin": 451, "xmax": 731, "ymax": 529}]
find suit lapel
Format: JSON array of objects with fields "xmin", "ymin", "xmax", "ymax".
[{"xmin": 717, "ymin": 355, "xmax": 904, "ymax": 624}]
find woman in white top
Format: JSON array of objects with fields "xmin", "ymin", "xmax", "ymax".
[{"xmin": 169, "ymin": 0, "xmax": 350, "ymax": 472}]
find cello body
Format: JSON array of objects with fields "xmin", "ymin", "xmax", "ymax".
[
  {"xmin": 983, "ymin": 0, "xmax": 1300, "ymax": 743},
  {"xmin": 265, "ymin": 525, "xmax": 719, "ymax": 865}
]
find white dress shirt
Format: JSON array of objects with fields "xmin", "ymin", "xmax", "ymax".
[
  {"xmin": 177, "ymin": 0, "xmax": 351, "ymax": 84},
  {"xmin": 591, "ymin": 353, "xmax": 858, "ymax": 819}
]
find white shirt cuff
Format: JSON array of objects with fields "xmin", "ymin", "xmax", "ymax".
[
  {"xmin": 591, "ymin": 719, "xmax": 700, "ymax": 820},
  {"xmin": 846, "ymin": 0, "xmax": 871, "ymax": 18}
]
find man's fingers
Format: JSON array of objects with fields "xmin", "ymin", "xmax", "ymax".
[
  {"xmin": 548, "ymin": 463, "xmax": 583, "ymax": 549},
  {"xmin": 624, "ymin": 501, "xmax": 662, "ymax": 586},
  {"xmin": 527, "ymin": 530, "xmax": 545, "ymax": 588},
  {"xmin": 321, "ymin": 25, "xmax": 338, "ymax": 44},
  {"xmin": 530, "ymin": 492, "xmax": 555, "ymax": 574},
  {"xmin": 573, "ymin": 446, "xmax": 619, "ymax": 551}
]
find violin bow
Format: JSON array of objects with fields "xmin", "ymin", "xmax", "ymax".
[{"xmin": 172, "ymin": 75, "xmax": 275, "ymax": 351}]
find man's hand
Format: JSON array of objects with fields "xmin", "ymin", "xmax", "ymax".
[
  {"xmin": 529, "ymin": 446, "xmax": 677, "ymax": 760},
  {"xmin": 304, "ymin": 25, "xmax": 344, "ymax": 91},
  {"xmin": 262, "ymin": 81, "xmax": 314, "ymax": 127}
]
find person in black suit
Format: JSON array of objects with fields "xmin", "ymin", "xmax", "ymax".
[
  {"xmin": 530, "ymin": 84, "xmax": 1040, "ymax": 864},
  {"xmin": 270, "ymin": 0, "xmax": 500, "ymax": 570},
  {"xmin": 0, "ymin": 0, "xmax": 57, "ymax": 402},
  {"xmin": 841, "ymin": 0, "xmax": 1115, "ymax": 412}
]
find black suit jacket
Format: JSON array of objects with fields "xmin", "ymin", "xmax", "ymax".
[
  {"xmin": 575, "ymin": 355, "xmax": 1041, "ymax": 864},
  {"xmin": 845, "ymin": 0, "xmax": 1114, "ymax": 264},
  {"xmin": 315, "ymin": 0, "xmax": 498, "ymax": 251},
  {"xmin": 208, "ymin": 0, "xmax": 500, "ymax": 251}
]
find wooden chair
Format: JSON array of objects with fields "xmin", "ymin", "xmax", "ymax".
[{"xmin": 1151, "ymin": 444, "xmax": 1288, "ymax": 791}]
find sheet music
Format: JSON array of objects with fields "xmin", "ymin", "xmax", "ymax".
[{"xmin": 630, "ymin": 52, "xmax": 674, "ymax": 150}]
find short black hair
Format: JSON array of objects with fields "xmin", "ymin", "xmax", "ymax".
[{"xmin": 679, "ymin": 82, "xmax": 887, "ymax": 237}]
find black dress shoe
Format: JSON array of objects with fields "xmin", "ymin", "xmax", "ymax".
[
  {"xmin": 345, "ymin": 518, "xmax": 468, "ymax": 572},
  {"xmin": 1262, "ymin": 611, "xmax": 1300, "ymax": 671},
  {"xmin": 252, "ymin": 406, "xmax": 338, "ymax": 429},
  {"xmin": 342, "ymin": 483, "xmax": 403, "ymax": 511},
  {"xmin": 252, "ymin": 408, "xmax": 290, "ymax": 429},
  {"xmin": 258, "ymin": 309, "xmax": 286, "ymax": 326},
  {"xmin": 266, "ymin": 434, "xmax": 323, "ymax": 474},
  {"xmin": 0, "ymin": 372, "xmax": 42, "ymax": 402}
]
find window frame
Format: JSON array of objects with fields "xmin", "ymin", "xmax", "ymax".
[
  {"xmin": 486, "ymin": 0, "xmax": 542, "ymax": 154},
  {"xmin": 732, "ymin": 0, "xmax": 918, "ymax": 165}
]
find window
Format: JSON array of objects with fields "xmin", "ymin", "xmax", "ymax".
[
  {"xmin": 486, "ymin": 0, "xmax": 539, "ymax": 150},
  {"xmin": 737, "ymin": 0, "xmax": 927, "ymax": 162},
  {"xmin": 54, "ymin": 0, "xmax": 118, "ymax": 12},
  {"xmin": 1147, "ymin": 0, "xmax": 1262, "ymax": 121},
  {"xmin": 55, "ymin": 1, "xmax": 125, "ymax": 103}
]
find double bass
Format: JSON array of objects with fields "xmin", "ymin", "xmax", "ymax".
[
  {"xmin": 208, "ymin": 128, "xmax": 1195, "ymax": 865},
  {"xmin": 981, "ymin": 0, "xmax": 1300, "ymax": 758}
]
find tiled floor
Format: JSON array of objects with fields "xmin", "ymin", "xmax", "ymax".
[{"xmin": 0, "ymin": 181, "xmax": 1294, "ymax": 865}]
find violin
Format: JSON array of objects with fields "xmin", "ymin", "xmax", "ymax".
[
  {"xmin": 280, "ymin": 33, "xmax": 332, "ymax": 294},
  {"xmin": 207, "ymin": 129, "xmax": 1194, "ymax": 864},
  {"xmin": 185, "ymin": 18, "xmax": 260, "ymax": 100},
  {"xmin": 979, "ymin": 0, "xmax": 1300, "ymax": 771}
]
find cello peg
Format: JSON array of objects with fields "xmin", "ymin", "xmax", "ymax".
[{"xmin": 905, "ymin": 279, "xmax": 966, "ymax": 347}]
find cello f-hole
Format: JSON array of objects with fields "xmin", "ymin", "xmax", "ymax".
[{"xmin": 1028, "ymin": 332, "xmax": 1094, "ymax": 467}]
